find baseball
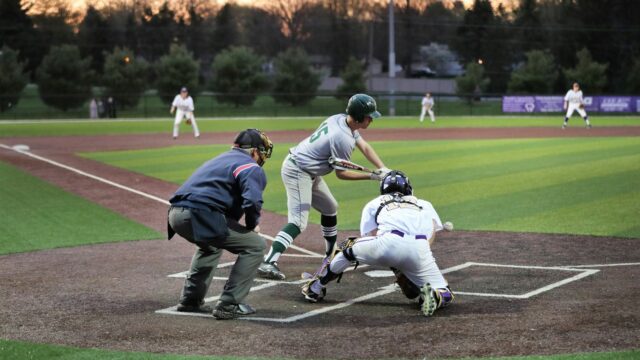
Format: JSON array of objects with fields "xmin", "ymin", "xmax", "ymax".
[{"xmin": 443, "ymin": 221, "xmax": 454, "ymax": 231}]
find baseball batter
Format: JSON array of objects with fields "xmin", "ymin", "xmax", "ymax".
[
  {"xmin": 257, "ymin": 94, "xmax": 391, "ymax": 280},
  {"xmin": 302, "ymin": 171, "xmax": 454, "ymax": 317},
  {"xmin": 562, "ymin": 82, "xmax": 591, "ymax": 129},
  {"xmin": 419, "ymin": 92, "xmax": 435, "ymax": 123},
  {"xmin": 171, "ymin": 87, "xmax": 200, "ymax": 139}
]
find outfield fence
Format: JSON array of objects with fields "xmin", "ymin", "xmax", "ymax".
[{"xmin": 2, "ymin": 89, "xmax": 638, "ymax": 120}]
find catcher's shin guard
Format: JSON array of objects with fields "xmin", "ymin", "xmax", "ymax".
[{"xmin": 391, "ymin": 267, "xmax": 421, "ymax": 299}]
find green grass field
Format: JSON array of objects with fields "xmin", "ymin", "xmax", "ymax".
[
  {"xmin": 82, "ymin": 136, "xmax": 640, "ymax": 239},
  {"xmin": 0, "ymin": 161, "xmax": 161, "ymax": 255},
  {"xmin": 0, "ymin": 85, "xmax": 504, "ymax": 120},
  {"xmin": 2, "ymin": 117, "xmax": 639, "ymax": 360},
  {"xmin": 1, "ymin": 115, "xmax": 639, "ymax": 138},
  {"xmin": 1, "ymin": 339, "xmax": 638, "ymax": 360}
]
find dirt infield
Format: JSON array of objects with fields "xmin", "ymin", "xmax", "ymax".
[{"xmin": 1, "ymin": 127, "xmax": 639, "ymax": 359}]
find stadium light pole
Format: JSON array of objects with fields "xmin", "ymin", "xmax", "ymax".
[{"xmin": 388, "ymin": 0, "xmax": 396, "ymax": 116}]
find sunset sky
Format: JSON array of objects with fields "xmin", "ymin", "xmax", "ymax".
[{"xmin": 25, "ymin": 0, "xmax": 493, "ymax": 16}]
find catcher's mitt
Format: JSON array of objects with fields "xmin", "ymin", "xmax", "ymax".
[{"xmin": 185, "ymin": 118, "xmax": 192, "ymax": 126}]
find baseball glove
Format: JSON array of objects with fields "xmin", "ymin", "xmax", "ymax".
[
  {"xmin": 579, "ymin": 104, "xmax": 585, "ymax": 109},
  {"xmin": 186, "ymin": 118, "xmax": 192, "ymax": 126}
]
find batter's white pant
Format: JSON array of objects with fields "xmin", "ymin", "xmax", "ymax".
[
  {"xmin": 173, "ymin": 110, "xmax": 200, "ymax": 138},
  {"xmin": 420, "ymin": 107, "xmax": 435, "ymax": 122},
  {"xmin": 281, "ymin": 154, "xmax": 338, "ymax": 232},
  {"xmin": 565, "ymin": 103, "xmax": 587, "ymax": 118},
  {"xmin": 330, "ymin": 232, "xmax": 448, "ymax": 289}
]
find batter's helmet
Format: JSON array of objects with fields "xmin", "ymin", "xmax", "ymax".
[
  {"xmin": 346, "ymin": 94, "xmax": 381, "ymax": 122},
  {"xmin": 380, "ymin": 170, "xmax": 412, "ymax": 196},
  {"xmin": 234, "ymin": 129, "xmax": 273, "ymax": 160}
]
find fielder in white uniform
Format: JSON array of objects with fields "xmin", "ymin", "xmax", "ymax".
[
  {"xmin": 419, "ymin": 92, "xmax": 435, "ymax": 123},
  {"xmin": 257, "ymin": 94, "xmax": 391, "ymax": 280},
  {"xmin": 562, "ymin": 82, "xmax": 591, "ymax": 129},
  {"xmin": 171, "ymin": 87, "xmax": 200, "ymax": 139},
  {"xmin": 302, "ymin": 171, "xmax": 454, "ymax": 317}
]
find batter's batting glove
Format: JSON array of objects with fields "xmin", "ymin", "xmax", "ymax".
[
  {"xmin": 370, "ymin": 172, "xmax": 384, "ymax": 181},
  {"xmin": 370, "ymin": 167, "xmax": 391, "ymax": 181}
]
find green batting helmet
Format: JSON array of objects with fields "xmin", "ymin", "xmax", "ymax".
[{"xmin": 346, "ymin": 94, "xmax": 381, "ymax": 122}]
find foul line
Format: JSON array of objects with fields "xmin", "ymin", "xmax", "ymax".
[
  {"xmin": 0, "ymin": 143, "xmax": 323, "ymax": 257},
  {"xmin": 559, "ymin": 262, "xmax": 640, "ymax": 269}
]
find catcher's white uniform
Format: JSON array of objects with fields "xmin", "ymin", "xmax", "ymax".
[
  {"xmin": 327, "ymin": 194, "xmax": 448, "ymax": 289},
  {"xmin": 420, "ymin": 96, "xmax": 435, "ymax": 123},
  {"xmin": 172, "ymin": 94, "xmax": 200, "ymax": 138}
]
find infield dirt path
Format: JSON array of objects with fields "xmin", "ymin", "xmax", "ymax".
[{"xmin": 0, "ymin": 127, "xmax": 639, "ymax": 359}]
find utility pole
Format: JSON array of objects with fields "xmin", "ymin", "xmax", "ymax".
[{"xmin": 388, "ymin": 0, "xmax": 396, "ymax": 116}]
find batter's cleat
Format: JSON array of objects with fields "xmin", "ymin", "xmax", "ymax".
[
  {"xmin": 212, "ymin": 301, "xmax": 256, "ymax": 320},
  {"xmin": 257, "ymin": 261, "xmax": 286, "ymax": 280},
  {"xmin": 176, "ymin": 302, "xmax": 212, "ymax": 314},
  {"xmin": 302, "ymin": 281, "xmax": 326, "ymax": 303},
  {"xmin": 586, "ymin": 124, "xmax": 592, "ymax": 129},
  {"xmin": 561, "ymin": 124, "xmax": 567, "ymax": 129},
  {"xmin": 419, "ymin": 283, "xmax": 437, "ymax": 317}
]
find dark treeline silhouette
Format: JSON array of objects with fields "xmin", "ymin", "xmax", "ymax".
[{"xmin": 1, "ymin": 0, "xmax": 639, "ymax": 93}]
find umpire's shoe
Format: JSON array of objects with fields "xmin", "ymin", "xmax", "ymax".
[
  {"xmin": 257, "ymin": 261, "xmax": 286, "ymax": 280},
  {"xmin": 176, "ymin": 301, "xmax": 213, "ymax": 314},
  {"xmin": 213, "ymin": 301, "xmax": 256, "ymax": 320}
]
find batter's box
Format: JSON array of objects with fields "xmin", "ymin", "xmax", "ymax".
[{"xmin": 445, "ymin": 262, "xmax": 599, "ymax": 299}]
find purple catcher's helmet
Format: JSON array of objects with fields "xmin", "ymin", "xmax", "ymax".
[{"xmin": 380, "ymin": 170, "xmax": 412, "ymax": 196}]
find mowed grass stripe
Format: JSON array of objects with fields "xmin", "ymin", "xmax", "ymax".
[
  {"xmin": 2, "ymin": 115, "xmax": 640, "ymax": 137},
  {"xmin": 489, "ymin": 190, "xmax": 640, "ymax": 238},
  {"xmin": 0, "ymin": 162, "xmax": 161, "ymax": 255},
  {"xmin": 369, "ymin": 138, "xmax": 639, "ymax": 187},
  {"xmin": 1, "ymin": 339, "xmax": 638, "ymax": 360},
  {"xmin": 442, "ymin": 169, "xmax": 640, "ymax": 236},
  {"xmin": 419, "ymin": 152, "xmax": 640, "ymax": 207},
  {"xmin": 82, "ymin": 138, "xmax": 640, "ymax": 237}
]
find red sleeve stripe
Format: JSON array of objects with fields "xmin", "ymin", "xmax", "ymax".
[{"xmin": 233, "ymin": 163, "xmax": 259, "ymax": 178}]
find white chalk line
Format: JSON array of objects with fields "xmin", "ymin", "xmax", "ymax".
[
  {"xmin": 158, "ymin": 261, "xmax": 611, "ymax": 322},
  {"xmin": 0, "ymin": 143, "xmax": 323, "ymax": 258},
  {"xmin": 559, "ymin": 262, "xmax": 640, "ymax": 269},
  {"xmin": 155, "ymin": 260, "xmax": 639, "ymax": 322}
]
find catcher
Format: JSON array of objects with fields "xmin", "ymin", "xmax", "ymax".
[{"xmin": 302, "ymin": 170, "xmax": 454, "ymax": 317}]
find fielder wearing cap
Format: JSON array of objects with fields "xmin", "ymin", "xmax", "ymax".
[
  {"xmin": 167, "ymin": 129, "xmax": 273, "ymax": 319},
  {"xmin": 170, "ymin": 86, "xmax": 200, "ymax": 139},
  {"xmin": 562, "ymin": 82, "xmax": 591, "ymax": 129},
  {"xmin": 257, "ymin": 93, "xmax": 391, "ymax": 281}
]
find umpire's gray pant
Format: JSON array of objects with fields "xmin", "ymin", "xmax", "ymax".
[{"xmin": 168, "ymin": 207, "xmax": 266, "ymax": 305}]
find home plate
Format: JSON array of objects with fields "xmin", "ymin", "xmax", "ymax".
[{"xmin": 365, "ymin": 270, "xmax": 395, "ymax": 278}]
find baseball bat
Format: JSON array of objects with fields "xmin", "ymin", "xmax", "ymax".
[{"xmin": 329, "ymin": 157, "xmax": 374, "ymax": 174}]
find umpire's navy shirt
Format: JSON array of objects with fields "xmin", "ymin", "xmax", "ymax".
[{"xmin": 170, "ymin": 148, "xmax": 267, "ymax": 228}]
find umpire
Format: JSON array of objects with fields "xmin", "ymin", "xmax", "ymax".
[{"xmin": 167, "ymin": 129, "xmax": 273, "ymax": 319}]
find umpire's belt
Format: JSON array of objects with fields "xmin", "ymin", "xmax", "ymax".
[{"xmin": 390, "ymin": 229, "xmax": 427, "ymax": 240}]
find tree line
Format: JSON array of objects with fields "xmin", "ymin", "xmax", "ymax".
[{"xmin": 1, "ymin": 0, "xmax": 640, "ymax": 113}]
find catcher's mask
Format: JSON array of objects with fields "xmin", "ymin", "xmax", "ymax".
[
  {"xmin": 380, "ymin": 170, "xmax": 412, "ymax": 196},
  {"xmin": 233, "ymin": 129, "xmax": 273, "ymax": 166},
  {"xmin": 346, "ymin": 93, "xmax": 381, "ymax": 123}
]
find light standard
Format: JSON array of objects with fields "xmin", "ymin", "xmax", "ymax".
[{"xmin": 388, "ymin": 0, "xmax": 395, "ymax": 116}]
